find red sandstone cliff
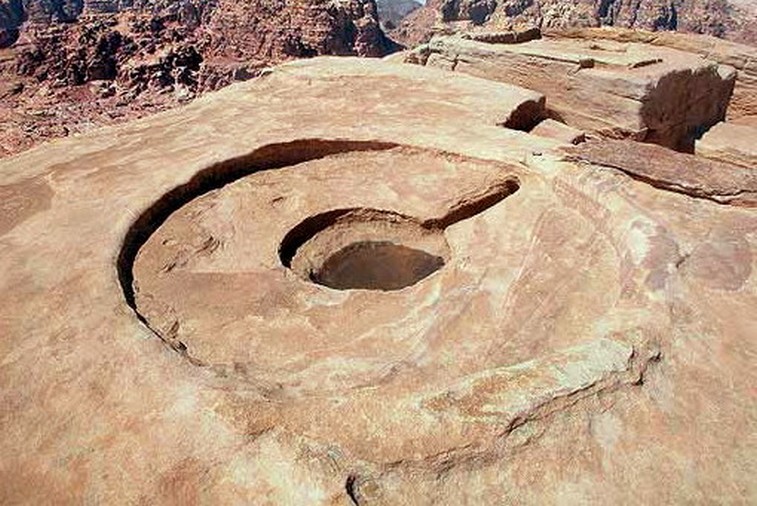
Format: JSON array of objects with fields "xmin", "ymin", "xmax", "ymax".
[
  {"xmin": 0, "ymin": 0, "xmax": 397, "ymax": 157},
  {"xmin": 391, "ymin": 0, "xmax": 757, "ymax": 47}
]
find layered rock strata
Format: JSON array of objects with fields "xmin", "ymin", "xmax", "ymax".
[
  {"xmin": 554, "ymin": 27, "xmax": 757, "ymax": 121},
  {"xmin": 0, "ymin": 0, "xmax": 396, "ymax": 157},
  {"xmin": 390, "ymin": 0, "xmax": 757, "ymax": 47},
  {"xmin": 405, "ymin": 33, "xmax": 736, "ymax": 151},
  {"xmin": 696, "ymin": 116, "xmax": 757, "ymax": 169}
]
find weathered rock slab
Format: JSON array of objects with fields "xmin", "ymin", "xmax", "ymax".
[
  {"xmin": 531, "ymin": 118, "xmax": 586, "ymax": 144},
  {"xmin": 697, "ymin": 118, "xmax": 757, "ymax": 168},
  {"xmin": 412, "ymin": 34, "xmax": 736, "ymax": 151},
  {"xmin": 565, "ymin": 138, "xmax": 757, "ymax": 206},
  {"xmin": 554, "ymin": 27, "xmax": 757, "ymax": 120},
  {"xmin": 0, "ymin": 57, "xmax": 755, "ymax": 504}
]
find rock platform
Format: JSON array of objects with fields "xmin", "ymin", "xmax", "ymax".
[{"xmin": 0, "ymin": 53, "xmax": 755, "ymax": 504}]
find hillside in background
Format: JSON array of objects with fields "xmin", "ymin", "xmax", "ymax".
[
  {"xmin": 390, "ymin": 0, "xmax": 757, "ymax": 47},
  {"xmin": 1, "ymin": 0, "xmax": 755, "ymax": 158},
  {"xmin": 0, "ymin": 0, "xmax": 397, "ymax": 156},
  {"xmin": 376, "ymin": 0, "xmax": 424, "ymax": 29}
]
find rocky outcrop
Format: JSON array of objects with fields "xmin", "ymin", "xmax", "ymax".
[
  {"xmin": 696, "ymin": 117, "xmax": 757, "ymax": 169},
  {"xmin": 565, "ymin": 138, "xmax": 757, "ymax": 206},
  {"xmin": 554, "ymin": 27, "xmax": 757, "ymax": 121},
  {"xmin": 1, "ymin": 56, "xmax": 754, "ymax": 504},
  {"xmin": 0, "ymin": 0, "xmax": 398, "ymax": 157},
  {"xmin": 376, "ymin": 0, "xmax": 423, "ymax": 29},
  {"xmin": 407, "ymin": 32, "xmax": 736, "ymax": 151},
  {"xmin": 201, "ymin": 0, "xmax": 395, "ymax": 64},
  {"xmin": 7, "ymin": 0, "xmax": 395, "ymax": 75},
  {"xmin": 390, "ymin": 0, "xmax": 756, "ymax": 47}
]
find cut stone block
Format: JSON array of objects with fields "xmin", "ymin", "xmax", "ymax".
[
  {"xmin": 531, "ymin": 118, "xmax": 586, "ymax": 144},
  {"xmin": 417, "ymin": 35, "xmax": 736, "ymax": 152},
  {"xmin": 697, "ymin": 119, "xmax": 757, "ymax": 168}
]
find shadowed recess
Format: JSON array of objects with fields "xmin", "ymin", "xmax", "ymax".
[
  {"xmin": 279, "ymin": 177, "xmax": 520, "ymax": 291},
  {"xmin": 313, "ymin": 241, "xmax": 446, "ymax": 290},
  {"xmin": 117, "ymin": 139, "xmax": 398, "ymax": 313}
]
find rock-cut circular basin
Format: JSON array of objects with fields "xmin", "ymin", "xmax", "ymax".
[
  {"xmin": 280, "ymin": 208, "xmax": 451, "ymax": 292},
  {"xmin": 312, "ymin": 240, "xmax": 445, "ymax": 290}
]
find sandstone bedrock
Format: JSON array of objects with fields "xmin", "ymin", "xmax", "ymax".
[{"xmin": 0, "ymin": 33, "xmax": 755, "ymax": 506}]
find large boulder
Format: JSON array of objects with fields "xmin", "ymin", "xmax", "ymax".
[
  {"xmin": 410, "ymin": 32, "xmax": 736, "ymax": 151},
  {"xmin": 555, "ymin": 27, "xmax": 757, "ymax": 121}
]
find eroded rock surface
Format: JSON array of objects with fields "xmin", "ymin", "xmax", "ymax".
[
  {"xmin": 408, "ymin": 33, "xmax": 736, "ymax": 151},
  {"xmin": 696, "ymin": 117, "xmax": 757, "ymax": 169},
  {"xmin": 389, "ymin": 0, "xmax": 757, "ymax": 47},
  {"xmin": 0, "ymin": 56, "xmax": 755, "ymax": 504},
  {"xmin": 554, "ymin": 27, "xmax": 757, "ymax": 121},
  {"xmin": 0, "ymin": 0, "xmax": 397, "ymax": 157},
  {"xmin": 531, "ymin": 118, "xmax": 586, "ymax": 144},
  {"xmin": 565, "ymin": 138, "xmax": 757, "ymax": 206}
]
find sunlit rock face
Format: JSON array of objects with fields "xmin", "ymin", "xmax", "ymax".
[
  {"xmin": 0, "ymin": 0, "xmax": 397, "ymax": 157},
  {"xmin": 412, "ymin": 33, "xmax": 737, "ymax": 152},
  {"xmin": 389, "ymin": 0, "xmax": 757, "ymax": 48},
  {"xmin": 0, "ymin": 45, "xmax": 755, "ymax": 504}
]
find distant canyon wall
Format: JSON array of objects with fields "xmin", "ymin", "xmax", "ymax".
[
  {"xmin": 0, "ymin": 0, "xmax": 398, "ymax": 91},
  {"xmin": 391, "ymin": 0, "xmax": 757, "ymax": 46},
  {"xmin": 0, "ymin": 0, "xmax": 396, "ymax": 58}
]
